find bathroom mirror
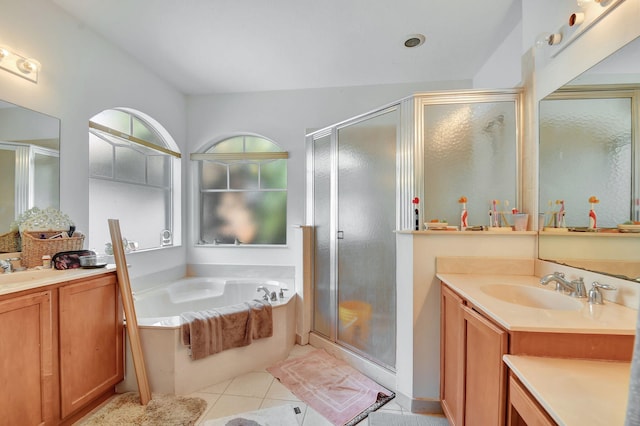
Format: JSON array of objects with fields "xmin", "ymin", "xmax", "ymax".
[
  {"xmin": 0, "ymin": 100, "xmax": 60, "ymax": 249},
  {"xmin": 538, "ymin": 36, "xmax": 640, "ymax": 282}
]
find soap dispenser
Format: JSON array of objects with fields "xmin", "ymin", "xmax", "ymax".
[{"xmin": 588, "ymin": 281, "xmax": 616, "ymax": 304}]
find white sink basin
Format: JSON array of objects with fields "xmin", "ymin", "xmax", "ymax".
[{"xmin": 480, "ymin": 284, "xmax": 583, "ymax": 311}]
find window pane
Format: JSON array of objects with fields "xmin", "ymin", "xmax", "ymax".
[
  {"xmin": 92, "ymin": 109, "xmax": 130, "ymax": 134},
  {"xmin": 147, "ymin": 154, "xmax": 170, "ymax": 187},
  {"xmin": 229, "ymin": 162, "xmax": 259, "ymax": 189},
  {"xmin": 89, "ymin": 134, "xmax": 114, "ymax": 178},
  {"xmin": 115, "ymin": 146, "xmax": 146, "ymax": 184},
  {"xmin": 201, "ymin": 191, "xmax": 286, "ymax": 245},
  {"xmin": 209, "ymin": 137, "xmax": 244, "ymax": 153},
  {"xmin": 245, "ymin": 136, "xmax": 280, "ymax": 152},
  {"xmin": 132, "ymin": 116, "xmax": 165, "ymax": 147},
  {"xmin": 260, "ymin": 159, "xmax": 286, "ymax": 189},
  {"xmin": 202, "ymin": 162, "xmax": 228, "ymax": 190}
]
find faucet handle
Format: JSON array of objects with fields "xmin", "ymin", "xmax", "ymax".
[
  {"xmin": 571, "ymin": 277, "xmax": 587, "ymax": 298},
  {"xmin": 588, "ymin": 282, "xmax": 616, "ymax": 305}
]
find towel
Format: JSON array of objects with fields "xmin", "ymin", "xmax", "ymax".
[{"xmin": 180, "ymin": 299, "xmax": 273, "ymax": 360}]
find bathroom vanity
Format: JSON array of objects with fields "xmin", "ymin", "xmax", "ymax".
[
  {"xmin": 0, "ymin": 267, "xmax": 123, "ymax": 425},
  {"xmin": 438, "ymin": 273, "xmax": 636, "ymax": 426}
]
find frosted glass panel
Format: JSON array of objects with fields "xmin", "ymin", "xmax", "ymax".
[
  {"xmin": 337, "ymin": 109, "xmax": 397, "ymax": 368},
  {"xmin": 200, "ymin": 191, "xmax": 286, "ymax": 245},
  {"xmin": 312, "ymin": 134, "xmax": 332, "ymax": 338},
  {"xmin": 201, "ymin": 162, "xmax": 228, "ymax": 190},
  {"xmin": 115, "ymin": 146, "xmax": 146, "ymax": 183},
  {"xmin": 229, "ymin": 163, "xmax": 259, "ymax": 190},
  {"xmin": 539, "ymin": 98, "xmax": 631, "ymax": 227},
  {"xmin": 147, "ymin": 155, "xmax": 170, "ymax": 187},
  {"xmin": 89, "ymin": 134, "xmax": 113, "ymax": 178},
  {"xmin": 261, "ymin": 159, "xmax": 287, "ymax": 189},
  {"xmin": 423, "ymin": 102, "xmax": 517, "ymax": 227}
]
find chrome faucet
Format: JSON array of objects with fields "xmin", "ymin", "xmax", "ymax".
[
  {"xmin": 540, "ymin": 272, "xmax": 586, "ymax": 298},
  {"xmin": 0, "ymin": 259, "xmax": 13, "ymax": 273},
  {"xmin": 257, "ymin": 286, "xmax": 276, "ymax": 302}
]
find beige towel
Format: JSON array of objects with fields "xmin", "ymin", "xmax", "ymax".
[{"xmin": 180, "ymin": 299, "xmax": 273, "ymax": 360}]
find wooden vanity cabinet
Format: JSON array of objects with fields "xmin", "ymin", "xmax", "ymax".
[
  {"xmin": 440, "ymin": 283, "xmax": 508, "ymax": 426},
  {"xmin": 0, "ymin": 291, "xmax": 55, "ymax": 426},
  {"xmin": 507, "ymin": 374, "xmax": 556, "ymax": 426},
  {"xmin": 440, "ymin": 284, "xmax": 465, "ymax": 425},
  {"xmin": 0, "ymin": 271, "xmax": 123, "ymax": 426},
  {"xmin": 58, "ymin": 273, "xmax": 124, "ymax": 420}
]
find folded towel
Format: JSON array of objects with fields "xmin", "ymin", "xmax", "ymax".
[{"xmin": 180, "ymin": 299, "xmax": 273, "ymax": 360}]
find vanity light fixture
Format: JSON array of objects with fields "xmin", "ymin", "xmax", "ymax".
[{"xmin": 0, "ymin": 44, "xmax": 40, "ymax": 83}]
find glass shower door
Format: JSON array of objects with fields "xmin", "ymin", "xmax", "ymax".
[{"xmin": 336, "ymin": 108, "xmax": 398, "ymax": 369}]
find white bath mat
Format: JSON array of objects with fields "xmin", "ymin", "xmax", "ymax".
[{"xmin": 204, "ymin": 404, "xmax": 300, "ymax": 426}]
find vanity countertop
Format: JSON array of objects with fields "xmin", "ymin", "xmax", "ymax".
[
  {"xmin": 0, "ymin": 265, "xmax": 116, "ymax": 297},
  {"xmin": 504, "ymin": 355, "xmax": 630, "ymax": 426},
  {"xmin": 437, "ymin": 273, "xmax": 638, "ymax": 334}
]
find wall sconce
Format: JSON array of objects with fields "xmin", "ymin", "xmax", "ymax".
[
  {"xmin": 535, "ymin": 32, "xmax": 563, "ymax": 47},
  {"xmin": 0, "ymin": 45, "xmax": 40, "ymax": 83}
]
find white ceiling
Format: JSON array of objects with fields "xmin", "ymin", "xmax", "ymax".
[{"xmin": 51, "ymin": 0, "xmax": 521, "ymax": 95}]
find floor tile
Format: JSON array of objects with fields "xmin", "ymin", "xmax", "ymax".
[
  {"xmin": 286, "ymin": 344, "xmax": 317, "ymax": 359},
  {"xmin": 197, "ymin": 378, "xmax": 232, "ymax": 394},
  {"xmin": 200, "ymin": 394, "xmax": 263, "ymax": 421},
  {"xmin": 379, "ymin": 400, "xmax": 404, "ymax": 412},
  {"xmin": 224, "ymin": 371, "xmax": 274, "ymax": 398},
  {"xmin": 301, "ymin": 406, "xmax": 333, "ymax": 426},
  {"xmin": 265, "ymin": 378, "xmax": 301, "ymax": 401},
  {"xmin": 190, "ymin": 391, "xmax": 222, "ymax": 423}
]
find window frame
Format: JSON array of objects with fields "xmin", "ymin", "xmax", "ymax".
[
  {"xmin": 88, "ymin": 107, "xmax": 181, "ymax": 252},
  {"xmin": 192, "ymin": 134, "xmax": 288, "ymax": 247}
]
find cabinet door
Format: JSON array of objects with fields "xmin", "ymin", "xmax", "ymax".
[
  {"xmin": 441, "ymin": 284, "xmax": 465, "ymax": 426},
  {"xmin": 59, "ymin": 274, "xmax": 123, "ymax": 419},
  {"xmin": 463, "ymin": 305, "xmax": 508, "ymax": 426},
  {"xmin": 0, "ymin": 291, "xmax": 54, "ymax": 426}
]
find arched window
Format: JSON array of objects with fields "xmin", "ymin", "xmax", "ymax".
[
  {"xmin": 192, "ymin": 135, "xmax": 287, "ymax": 246},
  {"xmin": 88, "ymin": 108, "xmax": 181, "ymax": 251}
]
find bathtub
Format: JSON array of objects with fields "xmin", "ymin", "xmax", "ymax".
[{"xmin": 117, "ymin": 277, "xmax": 296, "ymax": 395}]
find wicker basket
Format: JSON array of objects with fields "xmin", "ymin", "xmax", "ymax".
[
  {"xmin": 21, "ymin": 230, "xmax": 85, "ymax": 268},
  {"xmin": 0, "ymin": 231, "xmax": 20, "ymax": 253}
]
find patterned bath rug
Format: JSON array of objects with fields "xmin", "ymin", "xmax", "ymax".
[
  {"xmin": 203, "ymin": 404, "xmax": 300, "ymax": 426},
  {"xmin": 369, "ymin": 411, "xmax": 450, "ymax": 426},
  {"xmin": 267, "ymin": 349, "xmax": 395, "ymax": 426},
  {"xmin": 77, "ymin": 392, "xmax": 207, "ymax": 425}
]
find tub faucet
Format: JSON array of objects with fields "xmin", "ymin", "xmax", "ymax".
[
  {"xmin": 257, "ymin": 286, "xmax": 276, "ymax": 302},
  {"xmin": 540, "ymin": 272, "xmax": 586, "ymax": 298}
]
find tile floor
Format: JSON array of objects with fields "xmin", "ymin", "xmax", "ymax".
[{"xmin": 190, "ymin": 344, "xmax": 416, "ymax": 425}]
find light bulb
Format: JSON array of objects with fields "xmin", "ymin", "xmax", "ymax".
[
  {"xmin": 17, "ymin": 58, "xmax": 40, "ymax": 74},
  {"xmin": 0, "ymin": 48, "xmax": 8, "ymax": 60},
  {"xmin": 535, "ymin": 32, "xmax": 563, "ymax": 47}
]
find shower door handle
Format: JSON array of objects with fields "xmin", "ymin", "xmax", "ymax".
[{"xmin": 337, "ymin": 231, "xmax": 344, "ymax": 239}]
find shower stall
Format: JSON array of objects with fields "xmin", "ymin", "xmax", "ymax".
[{"xmin": 306, "ymin": 90, "xmax": 521, "ymax": 374}]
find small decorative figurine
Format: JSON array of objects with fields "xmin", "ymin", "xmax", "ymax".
[
  {"xmin": 459, "ymin": 196, "xmax": 468, "ymax": 229},
  {"xmin": 588, "ymin": 196, "xmax": 599, "ymax": 229}
]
